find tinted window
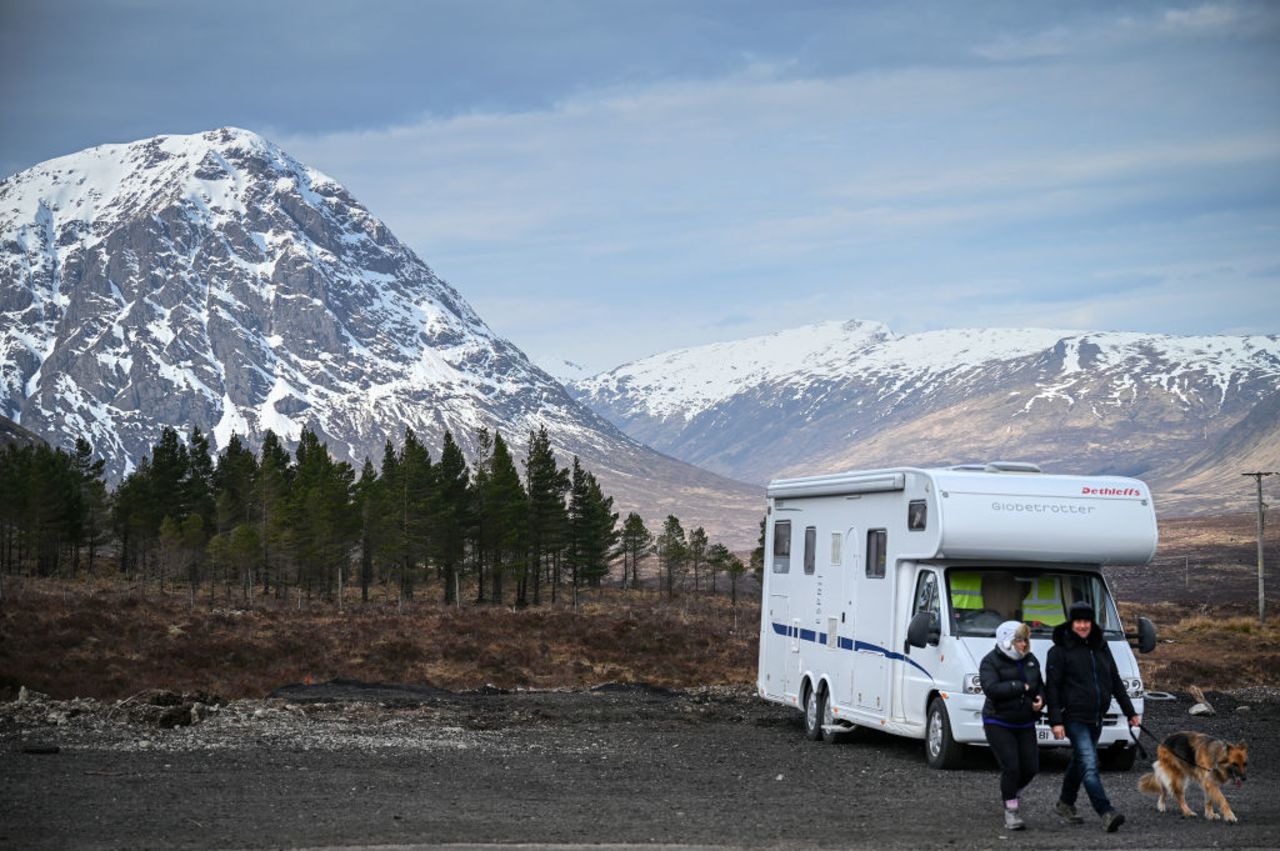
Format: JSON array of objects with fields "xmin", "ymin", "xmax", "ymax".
[
  {"xmin": 772, "ymin": 520, "xmax": 791, "ymax": 573},
  {"xmin": 908, "ymin": 499, "xmax": 927, "ymax": 531},
  {"xmin": 803, "ymin": 526, "xmax": 816, "ymax": 574},
  {"xmin": 866, "ymin": 529, "xmax": 886, "ymax": 579}
]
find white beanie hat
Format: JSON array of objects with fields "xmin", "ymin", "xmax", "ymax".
[{"xmin": 996, "ymin": 620, "xmax": 1027, "ymax": 659}]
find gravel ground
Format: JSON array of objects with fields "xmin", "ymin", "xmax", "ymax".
[{"xmin": 1, "ymin": 683, "xmax": 1277, "ymax": 850}]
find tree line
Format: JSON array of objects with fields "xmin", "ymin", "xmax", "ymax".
[{"xmin": 0, "ymin": 425, "xmax": 749, "ymax": 607}]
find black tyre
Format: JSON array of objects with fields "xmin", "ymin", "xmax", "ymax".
[
  {"xmin": 925, "ymin": 697, "xmax": 965, "ymax": 769},
  {"xmin": 803, "ymin": 682, "xmax": 825, "ymax": 741},
  {"xmin": 1101, "ymin": 744, "xmax": 1138, "ymax": 771}
]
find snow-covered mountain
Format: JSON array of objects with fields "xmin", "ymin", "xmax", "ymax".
[
  {"xmin": 570, "ymin": 319, "xmax": 1280, "ymax": 514},
  {"xmin": 0, "ymin": 128, "xmax": 760, "ymax": 543}
]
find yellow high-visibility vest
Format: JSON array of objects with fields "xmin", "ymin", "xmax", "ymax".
[
  {"xmin": 949, "ymin": 572, "xmax": 983, "ymax": 610},
  {"xmin": 1023, "ymin": 576, "xmax": 1066, "ymax": 625}
]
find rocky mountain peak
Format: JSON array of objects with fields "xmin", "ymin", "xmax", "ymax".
[{"xmin": 0, "ymin": 130, "xmax": 764, "ymax": 549}]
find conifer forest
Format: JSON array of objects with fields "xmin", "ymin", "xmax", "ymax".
[{"xmin": 0, "ymin": 425, "xmax": 751, "ymax": 608}]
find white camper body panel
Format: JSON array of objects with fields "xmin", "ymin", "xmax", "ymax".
[{"xmin": 757, "ymin": 466, "xmax": 1155, "ymax": 757}]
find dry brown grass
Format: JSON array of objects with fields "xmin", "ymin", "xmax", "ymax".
[
  {"xmin": 0, "ymin": 576, "xmax": 760, "ymax": 700},
  {"xmin": 4, "ymin": 513, "xmax": 1276, "ymax": 700},
  {"xmin": 1121, "ymin": 602, "xmax": 1280, "ymax": 692}
]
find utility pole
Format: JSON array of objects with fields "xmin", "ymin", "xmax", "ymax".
[{"xmin": 1243, "ymin": 472, "xmax": 1275, "ymax": 625}]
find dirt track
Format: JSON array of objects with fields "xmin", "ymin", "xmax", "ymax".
[{"xmin": 2, "ymin": 683, "xmax": 1277, "ymax": 850}]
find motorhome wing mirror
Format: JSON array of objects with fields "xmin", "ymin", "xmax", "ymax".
[
  {"xmin": 907, "ymin": 611, "xmax": 940, "ymax": 649},
  {"xmin": 1135, "ymin": 616, "xmax": 1157, "ymax": 654}
]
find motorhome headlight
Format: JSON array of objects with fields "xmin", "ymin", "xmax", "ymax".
[
  {"xmin": 964, "ymin": 674, "xmax": 983, "ymax": 695},
  {"xmin": 1125, "ymin": 677, "xmax": 1144, "ymax": 699}
]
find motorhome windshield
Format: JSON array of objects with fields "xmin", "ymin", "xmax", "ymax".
[{"xmin": 945, "ymin": 568, "xmax": 1122, "ymax": 638}]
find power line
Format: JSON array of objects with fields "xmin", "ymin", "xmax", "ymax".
[{"xmin": 1242, "ymin": 472, "xmax": 1276, "ymax": 625}]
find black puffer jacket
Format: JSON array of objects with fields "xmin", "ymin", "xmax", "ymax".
[
  {"xmin": 980, "ymin": 647, "xmax": 1046, "ymax": 725},
  {"xmin": 1045, "ymin": 621, "xmax": 1137, "ymax": 726}
]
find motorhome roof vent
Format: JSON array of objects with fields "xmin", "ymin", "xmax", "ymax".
[
  {"xmin": 983, "ymin": 461, "xmax": 1042, "ymax": 474},
  {"xmin": 948, "ymin": 464, "xmax": 987, "ymax": 471}
]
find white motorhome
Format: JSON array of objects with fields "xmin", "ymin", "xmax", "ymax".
[{"xmin": 756, "ymin": 462, "xmax": 1158, "ymax": 769}]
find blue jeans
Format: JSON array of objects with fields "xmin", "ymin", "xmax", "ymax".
[{"xmin": 1060, "ymin": 721, "xmax": 1112, "ymax": 815}]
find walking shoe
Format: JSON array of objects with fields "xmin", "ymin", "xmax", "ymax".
[
  {"xmin": 1003, "ymin": 806, "xmax": 1026, "ymax": 831},
  {"xmin": 1102, "ymin": 810, "xmax": 1125, "ymax": 832},
  {"xmin": 1054, "ymin": 800, "xmax": 1084, "ymax": 824}
]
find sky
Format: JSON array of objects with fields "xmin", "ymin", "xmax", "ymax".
[{"xmin": 3, "ymin": 0, "xmax": 1279, "ymax": 374}]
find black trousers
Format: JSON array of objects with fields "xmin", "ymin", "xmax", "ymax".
[{"xmin": 984, "ymin": 723, "xmax": 1039, "ymax": 801}]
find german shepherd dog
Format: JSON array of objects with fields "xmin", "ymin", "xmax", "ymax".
[{"xmin": 1138, "ymin": 731, "xmax": 1248, "ymax": 822}]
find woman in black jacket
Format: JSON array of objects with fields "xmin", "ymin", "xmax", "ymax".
[
  {"xmin": 1046, "ymin": 601, "xmax": 1140, "ymax": 833},
  {"xmin": 980, "ymin": 620, "xmax": 1045, "ymax": 831}
]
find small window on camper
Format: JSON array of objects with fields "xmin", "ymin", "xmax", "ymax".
[
  {"xmin": 803, "ymin": 526, "xmax": 816, "ymax": 575},
  {"xmin": 772, "ymin": 520, "xmax": 791, "ymax": 573},
  {"xmin": 830, "ymin": 532, "xmax": 842, "ymax": 566},
  {"xmin": 865, "ymin": 529, "xmax": 887, "ymax": 578},
  {"xmin": 908, "ymin": 499, "xmax": 927, "ymax": 531}
]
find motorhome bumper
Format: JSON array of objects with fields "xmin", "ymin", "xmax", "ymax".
[{"xmin": 951, "ymin": 695, "xmax": 1145, "ymax": 747}]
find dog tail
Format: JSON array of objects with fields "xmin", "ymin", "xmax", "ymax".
[{"xmin": 1138, "ymin": 772, "xmax": 1161, "ymax": 795}]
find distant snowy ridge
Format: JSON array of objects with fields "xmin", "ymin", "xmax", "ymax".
[
  {"xmin": 569, "ymin": 318, "xmax": 1280, "ymax": 513},
  {"xmin": 575, "ymin": 320, "xmax": 1280, "ymax": 424}
]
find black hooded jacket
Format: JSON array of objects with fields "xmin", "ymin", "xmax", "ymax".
[
  {"xmin": 980, "ymin": 646, "xmax": 1046, "ymax": 726},
  {"xmin": 1045, "ymin": 620, "xmax": 1137, "ymax": 727}
]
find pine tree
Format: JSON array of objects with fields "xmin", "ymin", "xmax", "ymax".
[
  {"xmin": 433, "ymin": 431, "xmax": 470, "ymax": 605},
  {"xmin": 112, "ymin": 458, "xmax": 154, "ymax": 582},
  {"xmin": 687, "ymin": 526, "xmax": 708, "ymax": 592},
  {"xmin": 355, "ymin": 458, "xmax": 380, "ymax": 603},
  {"xmin": 617, "ymin": 512, "xmax": 653, "ymax": 591},
  {"xmin": 185, "ymin": 427, "xmax": 216, "ymax": 540},
  {"xmin": 213, "ymin": 433, "xmax": 258, "ymax": 533},
  {"xmin": 726, "ymin": 551, "xmax": 747, "ymax": 610},
  {"xmin": 70, "ymin": 438, "xmax": 109, "ymax": 575},
  {"xmin": 706, "ymin": 542, "xmax": 730, "ymax": 595},
  {"xmin": 255, "ymin": 430, "xmax": 294, "ymax": 596},
  {"xmin": 750, "ymin": 516, "xmax": 766, "ymax": 585},
  {"xmin": 0, "ymin": 445, "xmax": 30, "ymax": 575},
  {"xmin": 656, "ymin": 515, "xmax": 688, "ymax": 600},
  {"xmin": 469, "ymin": 429, "xmax": 493, "ymax": 603},
  {"xmin": 398, "ymin": 429, "xmax": 434, "ymax": 601},
  {"xmin": 291, "ymin": 429, "xmax": 356, "ymax": 601},
  {"xmin": 476, "ymin": 430, "xmax": 526, "ymax": 605},
  {"xmin": 149, "ymin": 427, "xmax": 191, "ymax": 526},
  {"xmin": 29, "ymin": 445, "xmax": 76, "ymax": 576},
  {"xmin": 522, "ymin": 426, "xmax": 568, "ymax": 606},
  {"xmin": 567, "ymin": 458, "xmax": 619, "ymax": 592}
]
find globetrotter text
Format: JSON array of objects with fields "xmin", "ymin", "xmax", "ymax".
[{"xmin": 992, "ymin": 502, "xmax": 1098, "ymax": 514}]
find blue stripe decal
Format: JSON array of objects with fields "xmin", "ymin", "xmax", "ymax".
[{"xmin": 770, "ymin": 621, "xmax": 934, "ymax": 681}]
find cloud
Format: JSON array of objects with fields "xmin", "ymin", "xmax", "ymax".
[{"xmin": 270, "ymin": 12, "xmax": 1279, "ymax": 370}]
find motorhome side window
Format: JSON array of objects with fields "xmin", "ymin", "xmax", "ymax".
[
  {"xmin": 803, "ymin": 526, "xmax": 816, "ymax": 575},
  {"xmin": 772, "ymin": 520, "xmax": 791, "ymax": 573},
  {"xmin": 830, "ymin": 532, "xmax": 842, "ymax": 566},
  {"xmin": 908, "ymin": 499, "xmax": 927, "ymax": 531},
  {"xmin": 865, "ymin": 529, "xmax": 886, "ymax": 578}
]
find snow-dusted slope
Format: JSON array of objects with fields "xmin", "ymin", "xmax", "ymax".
[
  {"xmin": 570, "ymin": 319, "xmax": 1280, "ymax": 510},
  {"xmin": 0, "ymin": 128, "xmax": 761, "ymax": 542}
]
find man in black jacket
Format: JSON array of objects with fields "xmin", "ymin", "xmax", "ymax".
[{"xmin": 1046, "ymin": 601, "xmax": 1140, "ymax": 833}]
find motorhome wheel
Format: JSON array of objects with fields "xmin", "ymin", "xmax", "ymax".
[
  {"xmin": 804, "ymin": 684, "xmax": 825, "ymax": 741},
  {"xmin": 926, "ymin": 697, "xmax": 964, "ymax": 769}
]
